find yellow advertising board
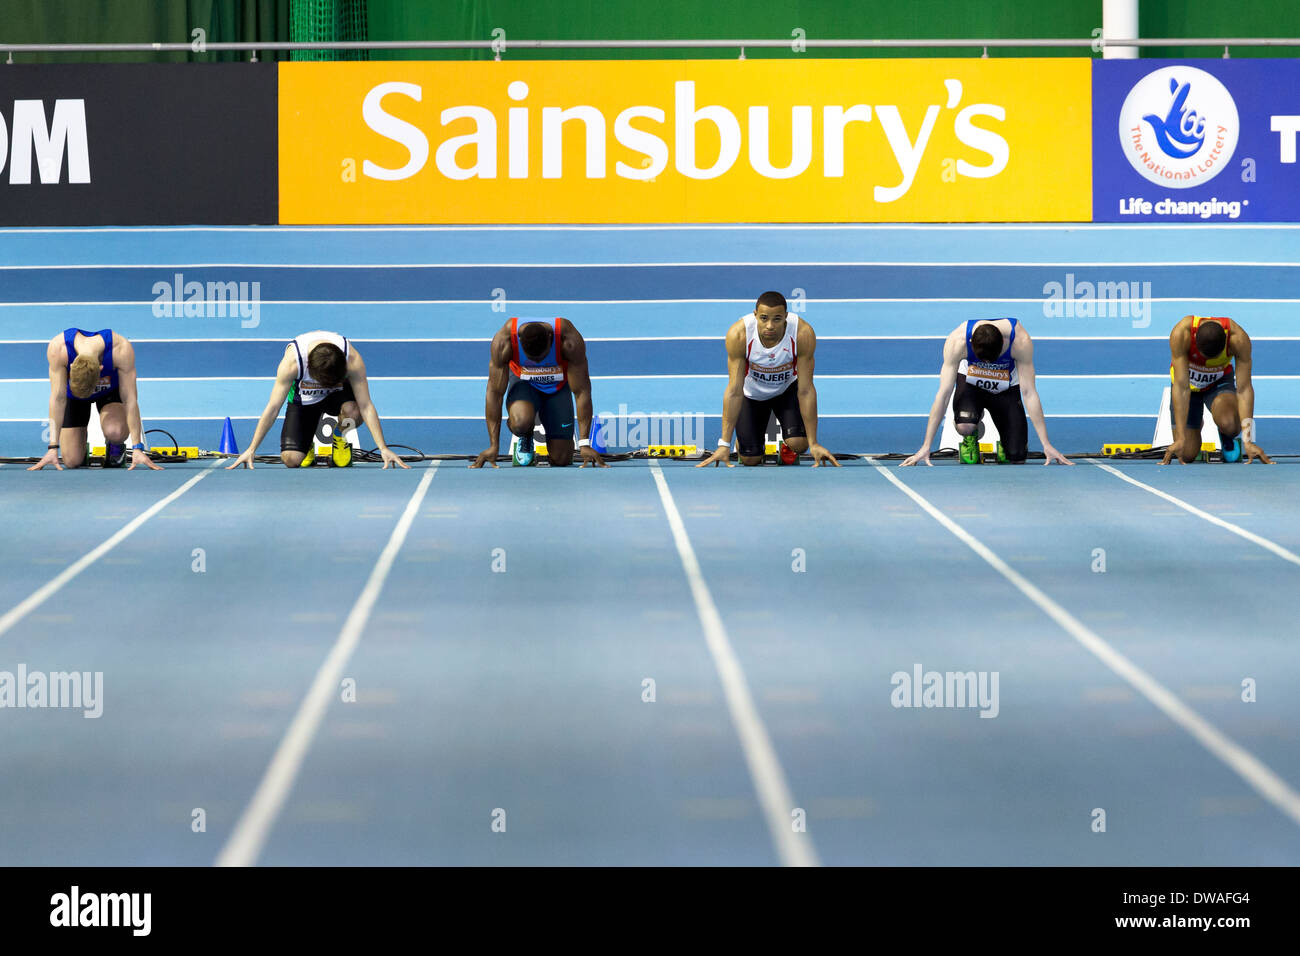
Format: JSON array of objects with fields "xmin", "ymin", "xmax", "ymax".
[{"xmin": 279, "ymin": 59, "xmax": 1091, "ymax": 223}]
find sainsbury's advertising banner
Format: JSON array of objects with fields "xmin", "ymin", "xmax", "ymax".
[
  {"xmin": 278, "ymin": 58, "xmax": 1092, "ymax": 224},
  {"xmin": 1093, "ymin": 59, "xmax": 1300, "ymax": 222}
]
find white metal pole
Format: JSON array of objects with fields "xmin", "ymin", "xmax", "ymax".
[{"xmin": 1104, "ymin": 0, "xmax": 1140, "ymax": 59}]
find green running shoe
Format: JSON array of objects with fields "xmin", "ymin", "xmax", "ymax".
[
  {"xmin": 996, "ymin": 441, "xmax": 1007, "ymax": 463},
  {"xmin": 959, "ymin": 433, "xmax": 981, "ymax": 464},
  {"xmin": 512, "ymin": 434, "xmax": 535, "ymax": 467}
]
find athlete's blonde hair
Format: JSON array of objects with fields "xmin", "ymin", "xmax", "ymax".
[{"xmin": 68, "ymin": 355, "xmax": 101, "ymax": 399}]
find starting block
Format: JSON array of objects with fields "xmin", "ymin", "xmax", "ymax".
[
  {"xmin": 939, "ymin": 406, "xmax": 1001, "ymax": 453},
  {"xmin": 648, "ymin": 445, "xmax": 697, "ymax": 457},
  {"xmin": 1101, "ymin": 442, "xmax": 1214, "ymax": 456},
  {"xmin": 314, "ymin": 414, "xmax": 360, "ymax": 459},
  {"xmin": 93, "ymin": 445, "xmax": 199, "ymax": 459},
  {"xmin": 1152, "ymin": 386, "xmax": 1223, "ymax": 449}
]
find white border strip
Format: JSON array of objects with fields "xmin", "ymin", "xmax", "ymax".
[
  {"xmin": 3, "ymin": 224, "xmax": 1300, "ymax": 233},
  {"xmin": 1086, "ymin": 460, "xmax": 1300, "ymax": 566},
  {"xmin": 10, "ymin": 336, "xmax": 1300, "ymax": 344},
  {"xmin": 649, "ymin": 460, "xmax": 818, "ymax": 867},
  {"xmin": 5, "ymin": 413, "xmax": 1300, "ymax": 424},
  {"xmin": 7, "ymin": 260, "xmax": 1299, "ymax": 269},
  {"xmin": 216, "ymin": 463, "xmax": 438, "ymax": 867},
  {"xmin": 6, "ymin": 297, "xmax": 1300, "ymax": 308},
  {"xmin": 6, "ymin": 374, "xmax": 1300, "ymax": 385},
  {"xmin": 0, "ymin": 462, "xmax": 217, "ymax": 638},
  {"xmin": 869, "ymin": 459, "xmax": 1300, "ymax": 827}
]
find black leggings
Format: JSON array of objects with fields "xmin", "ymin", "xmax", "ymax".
[
  {"xmin": 735, "ymin": 383, "xmax": 806, "ymax": 458},
  {"xmin": 952, "ymin": 377, "xmax": 1028, "ymax": 462}
]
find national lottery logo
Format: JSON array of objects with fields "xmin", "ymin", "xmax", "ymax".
[{"xmin": 1118, "ymin": 66, "xmax": 1239, "ymax": 188}]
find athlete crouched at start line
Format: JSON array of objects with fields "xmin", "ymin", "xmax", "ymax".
[
  {"xmin": 227, "ymin": 330, "xmax": 408, "ymax": 470},
  {"xmin": 698, "ymin": 291, "xmax": 839, "ymax": 468},
  {"xmin": 902, "ymin": 317, "xmax": 1071, "ymax": 467}
]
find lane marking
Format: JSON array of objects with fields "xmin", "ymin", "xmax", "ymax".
[
  {"xmin": 0, "ymin": 463, "xmax": 217, "ymax": 639},
  {"xmin": 4, "ymin": 222, "xmax": 1300, "ymax": 233},
  {"xmin": 1087, "ymin": 460, "xmax": 1300, "ymax": 567},
  {"xmin": 869, "ymin": 459, "xmax": 1300, "ymax": 828},
  {"xmin": 10, "ymin": 335, "xmax": 1300, "ymax": 344},
  {"xmin": 8, "ymin": 259, "xmax": 1300, "ymax": 269},
  {"xmin": 216, "ymin": 463, "xmax": 439, "ymax": 867},
  {"xmin": 649, "ymin": 460, "xmax": 818, "ymax": 867},
  {"xmin": 7, "ymin": 296, "xmax": 1300, "ymax": 307}
]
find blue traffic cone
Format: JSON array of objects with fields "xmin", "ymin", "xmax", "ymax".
[{"xmin": 219, "ymin": 416, "xmax": 239, "ymax": 455}]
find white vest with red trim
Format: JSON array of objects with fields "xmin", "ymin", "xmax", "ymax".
[{"xmin": 742, "ymin": 313, "xmax": 799, "ymax": 400}]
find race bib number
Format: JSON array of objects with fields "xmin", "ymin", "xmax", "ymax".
[
  {"xmin": 966, "ymin": 364, "xmax": 1011, "ymax": 393},
  {"xmin": 521, "ymin": 365, "xmax": 565, "ymax": 385},
  {"xmin": 1188, "ymin": 364, "xmax": 1227, "ymax": 391}
]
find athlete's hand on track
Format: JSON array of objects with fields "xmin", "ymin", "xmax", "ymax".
[
  {"xmin": 808, "ymin": 443, "xmax": 841, "ymax": 467},
  {"xmin": 379, "ymin": 447, "xmax": 410, "ymax": 469},
  {"xmin": 696, "ymin": 446, "xmax": 733, "ymax": 468},
  {"xmin": 128, "ymin": 449, "xmax": 163, "ymax": 471},
  {"xmin": 578, "ymin": 445, "xmax": 608, "ymax": 468},
  {"xmin": 27, "ymin": 449, "xmax": 63, "ymax": 471},
  {"xmin": 1244, "ymin": 441, "xmax": 1274, "ymax": 464},
  {"xmin": 1159, "ymin": 444, "xmax": 1187, "ymax": 465},
  {"xmin": 225, "ymin": 450, "xmax": 256, "ymax": 470},
  {"xmin": 900, "ymin": 449, "xmax": 931, "ymax": 467},
  {"xmin": 470, "ymin": 448, "xmax": 499, "ymax": 469},
  {"xmin": 1041, "ymin": 445, "xmax": 1074, "ymax": 466}
]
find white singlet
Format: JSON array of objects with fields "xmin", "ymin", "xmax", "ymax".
[{"xmin": 741, "ymin": 313, "xmax": 799, "ymax": 400}]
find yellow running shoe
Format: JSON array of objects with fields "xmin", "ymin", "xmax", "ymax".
[
  {"xmin": 298, "ymin": 446, "xmax": 315, "ymax": 468},
  {"xmin": 330, "ymin": 434, "xmax": 352, "ymax": 468}
]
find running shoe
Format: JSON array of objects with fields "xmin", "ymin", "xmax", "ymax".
[
  {"xmin": 330, "ymin": 433, "xmax": 352, "ymax": 467},
  {"xmin": 513, "ymin": 434, "xmax": 535, "ymax": 467}
]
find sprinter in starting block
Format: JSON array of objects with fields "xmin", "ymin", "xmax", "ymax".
[
  {"xmin": 902, "ymin": 318, "xmax": 1071, "ymax": 467},
  {"xmin": 1162, "ymin": 315, "xmax": 1272, "ymax": 465},
  {"xmin": 226, "ymin": 330, "xmax": 408, "ymax": 469},
  {"xmin": 696, "ymin": 291, "xmax": 839, "ymax": 467},
  {"xmin": 29, "ymin": 328, "xmax": 162, "ymax": 471},
  {"xmin": 471, "ymin": 317, "xmax": 606, "ymax": 468}
]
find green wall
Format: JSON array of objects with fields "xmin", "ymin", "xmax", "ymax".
[
  {"xmin": 1, "ymin": 0, "xmax": 287, "ymax": 63},
  {"xmin": 366, "ymin": 1, "xmax": 1100, "ymax": 60},
  {"xmin": 3, "ymin": 1, "xmax": 1298, "ymax": 62},
  {"xmin": 1142, "ymin": 1, "xmax": 1300, "ymax": 57}
]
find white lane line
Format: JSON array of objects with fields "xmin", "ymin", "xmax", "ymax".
[
  {"xmin": 8, "ymin": 259, "xmax": 1298, "ymax": 269},
  {"xmin": 7, "ymin": 296, "xmax": 1300, "ymax": 307},
  {"xmin": 1086, "ymin": 459, "xmax": 1300, "ymax": 568},
  {"xmin": 868, "ymin": 460, "xmax": 1300, "ymax": 827},
  {"xmin": 649, "ymin": 460, "xmax": 818, "ymax": 867},
  {"xmin": 2, "ymin": 222, "xmax": 1298, "ymax": 233},
  {"xmin": 0, "ymin": 462, "xmax": 217, "ymax": 639},
  {"xmin": 216, "ymin": 463, "xmax": 438, "ymax": 867}
]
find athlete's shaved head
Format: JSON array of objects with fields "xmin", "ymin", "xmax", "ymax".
[
  {"xmin": 971, "ymin": 323, "xmax": 1004, "ymax": 362},
  {"xmin": 308, "ymin": 343, "xmax": 347, "ymax": 388},
  {"xmin": 68, "ymin": 355, "xmax": 101, "ymax": 399},
  {"xmin": 519, "ymin": 322, "xmax": 554, "ymax": 360},
  {"xmin": 756, "ymin": 290, "xmax": 787, "ymax": 313},
  {"xmin": 1196, "ymin": 320, "xmax": 1227, "ymax": 359}
]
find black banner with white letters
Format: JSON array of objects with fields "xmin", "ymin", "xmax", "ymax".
[
  {"xmin": 0, "ymin": 866, "xmax": 1288, "ymax": 942},
  {"xmin": 0, "ymin": 64, "xmax": 276, "ymax": 225}
]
